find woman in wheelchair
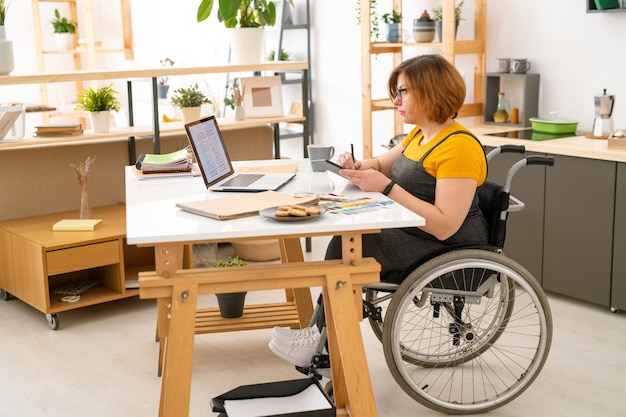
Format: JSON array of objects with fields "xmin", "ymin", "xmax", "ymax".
[{"xmin": 269, "ymin": 54, "xmax": 490, "ymax": 365}]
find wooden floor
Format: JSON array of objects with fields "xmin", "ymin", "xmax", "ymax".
[{"xmin": 1, "ymin": 237, "xmax": 625, "ymax": 417}]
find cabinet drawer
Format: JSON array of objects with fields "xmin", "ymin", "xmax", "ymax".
[{"xmin": 47, "ymin": 240, "xmax": 121, "ymax": 276}]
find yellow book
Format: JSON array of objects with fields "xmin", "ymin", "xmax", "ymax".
[{"xmin": 52, "ymin": 219, "xmax": 103, "ymax": 231}]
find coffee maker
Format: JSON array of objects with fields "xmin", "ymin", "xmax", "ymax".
[{"xmin": 592, "ymin": 89, "xmax": 615, "ymax": 137}]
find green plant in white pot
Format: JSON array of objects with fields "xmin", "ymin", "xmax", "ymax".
[
  {"xmin": 75, "ymin": 84, "xmax": 121, "ymax": 133},
  {"xmin": 170, "ymin": 83, "xmax": 211, "ymax": 124},
  {"xmin": 196, "ymin": 0, "xmax": 292, "ymax": 64},
  {"xmin": 50, "ymin": 8, "xmax": 76, "ymax": 50}
]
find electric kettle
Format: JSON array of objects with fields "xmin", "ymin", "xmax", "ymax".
[{"xmin": 592, "ymin": 89, "xmax": 616, "ymax": 137}]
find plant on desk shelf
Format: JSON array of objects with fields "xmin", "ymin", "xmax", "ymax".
[
  {"xmin": 215, "ymin": 255, "xmax": 248, "ymax": 318},
  {"xmin": 74, "ymin": 84, "xmax": 121, "ymax": 133},
  {"xmin": 170, "ymin": 83, "xmax": 211, "ymax": 124},
  {"xmin": 50, "ymin": 8, "xmax": 76, "ymax": 50},
  {"xmin": 196, "ymin": 0, "xmax": 292, "ymax": 64}
]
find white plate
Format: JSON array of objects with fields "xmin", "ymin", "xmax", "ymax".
[{"xmin": 260, "ymin": 206, "xmax": 325, "ymax": 222}]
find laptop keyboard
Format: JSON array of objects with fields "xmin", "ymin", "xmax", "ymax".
[{"xmin": 221, "ymin": 174, "xmax": 264, "ymax": 187}]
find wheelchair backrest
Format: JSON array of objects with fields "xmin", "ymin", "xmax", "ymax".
[{"xmin": 477, "ymin": 181, "xmax": 510, "ymax": 248}]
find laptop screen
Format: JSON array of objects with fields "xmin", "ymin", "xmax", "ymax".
[{"xmin": 185, "ymin": 116, "xmax": 235, "ymax": 188}]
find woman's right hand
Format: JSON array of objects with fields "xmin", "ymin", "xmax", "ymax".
[{"xmin": 336, "ymin": 151, "xmax": 360, "ymax": 170}]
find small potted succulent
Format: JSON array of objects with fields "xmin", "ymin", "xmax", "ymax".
[
  {"xmin": 381, "ymin": 10, "xmax": 402, "ymax": 43},
  {"xmin": 74, "ymin": 84, "xmax": 121, "ymax": 133},
  {"xmin": 215, "ymin": 255, "xmax": 248, "ymax": 318},
  {"xmin": 50, "ymin": 8, "xmax": 76, "ymax": 50},
  {"xmin": 432, "ymin": 0, "xmax": 464, "ymax": 42},
  {"xmin": 170, "ymin": 83, "xmax": 211, "ymax": 124}
]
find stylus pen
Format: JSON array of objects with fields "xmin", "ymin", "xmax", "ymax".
[{"xmin": 351, "ymin": 143, "xmax": 355, "ymax": 162}]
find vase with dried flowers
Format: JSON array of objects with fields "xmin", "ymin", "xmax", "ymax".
[
  {"xmin": 158, "ymin": 57, "xmax": 174, "ymax": 99},
  {"xmin": 232, "ymin": 79, "xmax": 245, "ymax": 120},
  {"xmin": 70, "ymin": 156, "xmax": 96, "ymax": 219}
]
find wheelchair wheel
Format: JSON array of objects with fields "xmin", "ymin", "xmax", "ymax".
[{"xmin": 382, "ymin": 249, "xmax": 552, "ymax": 414}]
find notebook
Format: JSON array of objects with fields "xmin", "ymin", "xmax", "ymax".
[{"xmin": 184, "ymin": 116, "xmax": 295, "ymax": 192}]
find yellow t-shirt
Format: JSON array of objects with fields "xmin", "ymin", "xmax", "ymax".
[{"xmin": 401, "ymin": 122, "xmax": 487, "ymax": 185}]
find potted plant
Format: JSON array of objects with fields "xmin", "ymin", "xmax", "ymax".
[
  {"xmin": 0, "ymin": 0, "xmax": 14, "ymax": 75},
  {"xmin": 381, "ymin": 10, "xmax": 402, "ymax": 43},
  {"xmin": 157, "ymin": 57, "xmax": 174, "ymax": 99},
  {"xmin": 432, "ymin": 0, "xmax": 464, "ymax": 42},
  {"xmin": 170, "ymin": 83, "xmax": 211, "ymax": 124},
  {"xmin": 196, "ymin": 0, "xmax": 292, "ymax": 64},
  {"xmin": 74, "ymin": 84, "xmax": 121, "ymax": 133},
  {"xmin": 50, "ymin": 8, "xmax": 76, "ymax": 50},
  {"xmin": 214, "ymin": 255, "xmax": 248, "ymax": 318}
]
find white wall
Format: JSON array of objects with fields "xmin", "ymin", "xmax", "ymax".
[{"xmin": 2, "ymin": 1, "xmax": 626, "ymax": 160}]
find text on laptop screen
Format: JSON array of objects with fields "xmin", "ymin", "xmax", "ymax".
[{"xmin": 186, "ymin": 117, "xmax": 233, "ymax": 184}]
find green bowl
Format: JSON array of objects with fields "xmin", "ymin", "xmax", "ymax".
[{"xmin": 529, "ymin": 117, "xmax": 578, "ymax": 134}]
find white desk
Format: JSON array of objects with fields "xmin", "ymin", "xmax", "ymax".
[{"xmin": 125, "ymin": 160, "xmax": 425, "ymax": 417}]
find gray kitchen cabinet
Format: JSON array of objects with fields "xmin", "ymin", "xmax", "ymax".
[
  {"xmin": 611, "ymin": 163, "xmax": 626, "ymax": 311},
  {"xmin": 543, "ymin": 155, "xmax": 615, "ymax": 306},
  {"xmin": 485, "ymin": 147, "xmax": 547, "ymax": 283}
]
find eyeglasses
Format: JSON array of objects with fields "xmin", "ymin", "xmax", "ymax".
[{"xmin": 392, "ymin": 87, "xmax": 409, "ymax": 102}]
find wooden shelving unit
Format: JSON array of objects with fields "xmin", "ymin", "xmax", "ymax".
[
  {"xmin": 360, "ymin": 0, "xmax": 487, "ymax": 158},
  {"xmin": 30, "ymin": 0, "xmax": 133, "ymax": 123}
]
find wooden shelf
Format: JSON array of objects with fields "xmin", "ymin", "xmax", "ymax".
[{"xmin": 360, "ymin": 0, "xmax": 487, "ymax": 158}]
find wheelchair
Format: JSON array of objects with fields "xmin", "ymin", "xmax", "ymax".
[{"xmin": 300, "ymin": 145, "xmax": 555, "ymax": 415}]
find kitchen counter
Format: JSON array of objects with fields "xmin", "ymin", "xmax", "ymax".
[{"xmin": 471, "ymin": 125, "xmax": 626, "ymax": 163}]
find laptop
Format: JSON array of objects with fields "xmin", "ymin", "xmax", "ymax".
[{"xmin": 184, "ymin": 116, "xmax": 295, "ymax": 192}]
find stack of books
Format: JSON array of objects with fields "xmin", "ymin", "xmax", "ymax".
[
  {"xmin": 134, "ymin": 146, "xmax": 196, "ymax": 179},
  {"xmin": 34, "ymin": 124, "xmax": 83, "ymax": 137}
]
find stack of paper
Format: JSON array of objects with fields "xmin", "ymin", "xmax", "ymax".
[
  {"xmin": 35, "ymin": 124, "xmax": 83, "ymax": 137},
  {"xmin": 135, "ymin": 147, "xmax": 193, "ymax": 174}
]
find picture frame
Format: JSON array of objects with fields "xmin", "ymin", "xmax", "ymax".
[{"xmin": 240, "ymin": 75, "xmax": 284, "ymax": 118}]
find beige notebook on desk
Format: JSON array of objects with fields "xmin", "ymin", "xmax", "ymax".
[{"xmin": 176, "ymin": 190, "xmax": 318, "ymax": 220}]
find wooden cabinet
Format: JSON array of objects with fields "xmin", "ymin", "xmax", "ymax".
[
  {"xmin": 543, "ymin": 155, "xmax": 615, "ymax": 306},
  {"xmin": 0, "ymin": 204, "xmax": 154, "ymax": 329},
  {"xmin": 360, "ymin": 0, "xmax": 487, "ymax": 158}
]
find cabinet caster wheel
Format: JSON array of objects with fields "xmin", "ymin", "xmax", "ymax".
[
  {"xmin": 46, "ymin": 313, "xmax": 60, "ymax": 330},
  {"xmin": 610, "ymin": 307, "xmax": 620, "ymax": 314},
  {"xmin": 0, "ymin": 289, "xmax": 13, "ymax": 300}
]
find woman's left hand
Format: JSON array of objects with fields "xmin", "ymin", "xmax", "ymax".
[{"xmin": 340, "ymin": 168, "xmax": 391, "ymax": 193}]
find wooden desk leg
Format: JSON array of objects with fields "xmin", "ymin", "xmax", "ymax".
[
  {"xmin": 323, "ymin": 273, "xmax": 377, "ymax": 417},
  {"xmin": 279, "ymin": 237, "xmax": 314, "ymax": 327},
  {"xmin": 159, "ymin": 283, "xmax": 198, "ymax": 417}
]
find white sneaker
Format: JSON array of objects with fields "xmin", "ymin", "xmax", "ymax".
[
  {"xmin": 268, "ymin": 335, "xmax": 321, "ymax": 367},
  {"xmin": 271, "ymin": 324, "xmax": 320, "ymax": 341}
]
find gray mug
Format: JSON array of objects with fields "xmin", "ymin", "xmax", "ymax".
[
  {"xmin": 510, "ymin": 59, "xmax": 531, "ymax": 74},
  {"xmin": 496, "ymin": 58, "xmax": 510, "ymax": 73}
]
